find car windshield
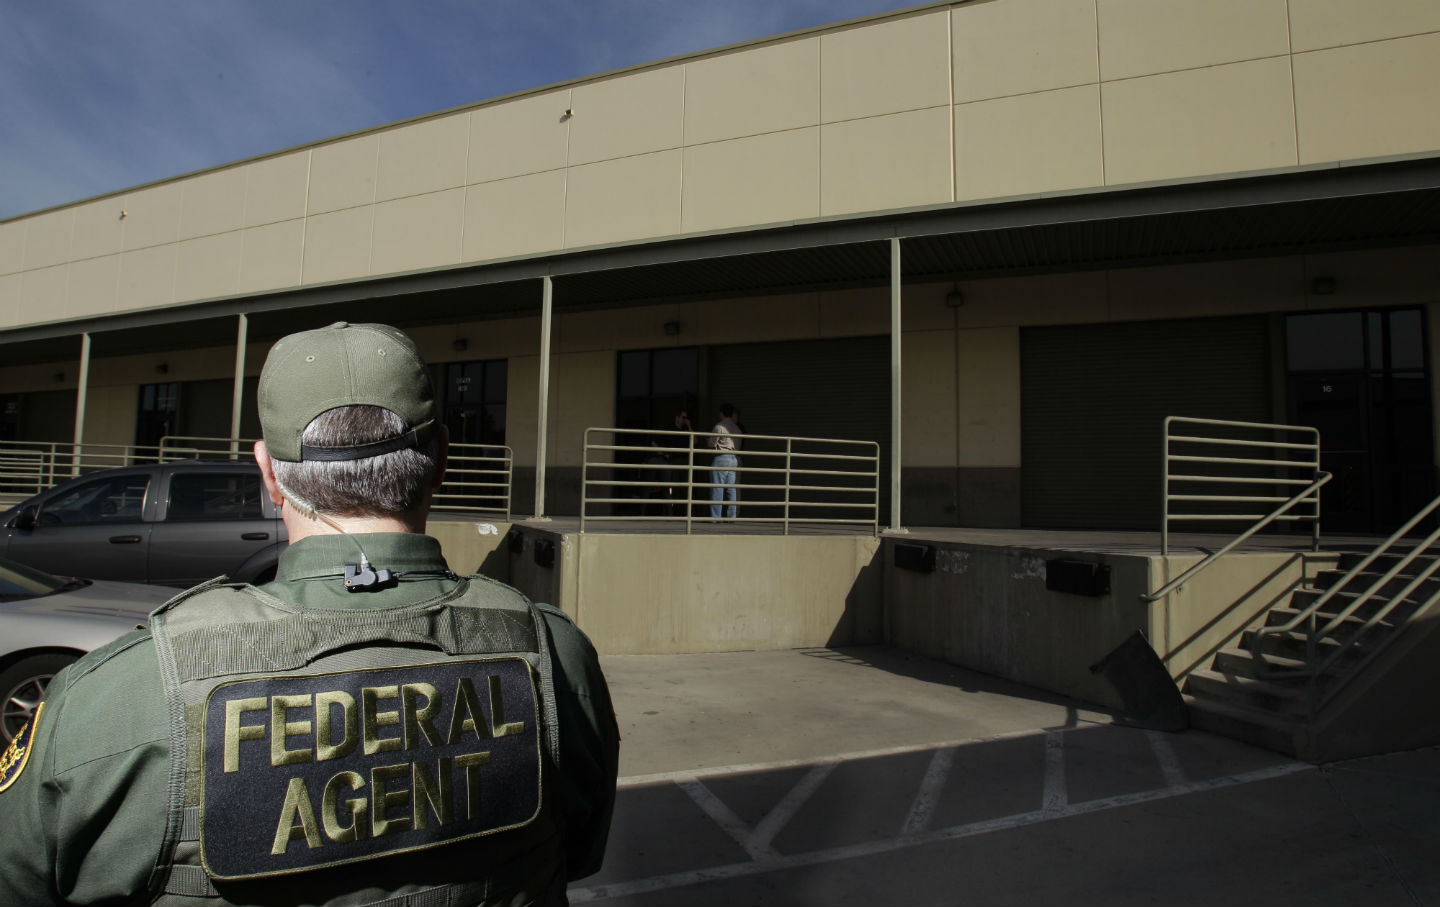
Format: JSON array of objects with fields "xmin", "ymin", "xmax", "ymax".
[{"xmin": 0, "ymin": 556, "xmax": 67, "ymax": 600}]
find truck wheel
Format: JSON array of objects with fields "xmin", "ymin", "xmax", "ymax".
[{"xmin": 1, "ymin": 654, "xmax": 76, "ymax": 746}]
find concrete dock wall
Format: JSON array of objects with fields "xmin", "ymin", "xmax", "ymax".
[{"xmin": 499, "ymin": 524, "xmax": 883, "ymax": 654}]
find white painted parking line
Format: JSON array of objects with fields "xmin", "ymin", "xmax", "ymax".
[
  {"xmin": 748, "ymin": 761, "xmax": 837, "ymax": 853},
  {"xmin": 675, "ymin": 777, "xmax": 777, "ymax": 861},
  {"xmin": 570, "ymin": 761, "xmax": 1313, "ymax": 903},
  {"xmin": 902, "ymin": 745, "xmax": 956, "ymax": 835},
  {"xmin": 1042, "ymin": 730, "xmax": 1067, "ymax": 812},
  {"xmin": 1146, "ymin": 730, "xmax": 1187, "ymax": 787}
]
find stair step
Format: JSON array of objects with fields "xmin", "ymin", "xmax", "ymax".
[
  {"xmin": 1337, "ymin": 550, "xmax": 1439, "ymax": 573},
  {"xmin": 1240, "ymin": 628, "xmax": 1357, "ymax": 666},
  {"xmin": 1264, "ymin": 606, "xmax": 1396, "ymax": 636},
  {"xmin": 1291, "ymin": 587, "xmax": 1424, "ymax": 622},
  {"xmin": 1184, "ymin": 669, "xmax": 1309, "ymax": 716},
  {"xmin": 1212, "ymin": 647, "xmax": 1308, "ymax": 679},
  {"xmin": 1183, "ymin": 695, "xmax": 1299, "ymax": 758},
  {"xmin": 1310, "ymin": 569, "xmax": 1440, "ymax": 600}
]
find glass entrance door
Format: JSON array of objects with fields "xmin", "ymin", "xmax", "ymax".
[{"xmin": 1285, "ymin": 308, "xmax": 1433, "ymax": 533}]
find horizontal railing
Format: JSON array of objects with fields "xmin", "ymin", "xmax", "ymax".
[
  {"xmin": 1144, "ymin": 416, "xmax": 1326, "ymax": 601},
  {"xmin": 1161, "ymin": 416, "xmax": 1323, "ymax": 556},
  {"xmin": 0, "ymin": 436, "xmax": 512, "ymax": 515},
  {"xmin": 580, "ymin": 427, "xmax": 879, "ymax": 535},
  {"xmin": 434, "ymin": 443, "xmax": 512, "ymax": 518}
]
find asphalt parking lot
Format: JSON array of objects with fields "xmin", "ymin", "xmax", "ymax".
[{"xmin": 575, "ymin": 648, "xmax": 1438, "ymax": 906}]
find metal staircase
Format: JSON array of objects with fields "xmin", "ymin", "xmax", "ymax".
[{"xmin": 1183, "ymin": 494, "xmax": 1440, "ymax": 759}]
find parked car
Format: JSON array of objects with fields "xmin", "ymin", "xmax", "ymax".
[
  {"xmin": 0, "ymin": 556, "xmax": 173, "ymax": 744},
  {"xmin": 0, "ymin": 460, "xmax": 286, "ymax": 587}
]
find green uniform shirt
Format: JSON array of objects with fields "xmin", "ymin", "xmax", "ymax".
[{"xmin": 0, "ymin": 533, "xmax": 619, "ymax": 906}]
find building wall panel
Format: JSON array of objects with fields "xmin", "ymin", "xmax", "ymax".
[
  {"xmin": 300, "ymin": 206, "xmax": 373, "ymax": 285},
  {"xmin": 376, "ymin": 112, "xmax": 470, "ymax": 202},
  {"xmin": 23, "ymin": 210, "xmax": 74, "ymax": 270},
  {"xmin": 564, "ymin": 150, "xmax": 682, "ymax": 248},
  {"xmin": 0, "ymin": 222, "xmax": 23, "ymax": 275},
  {"xmin": 116, "ymin": 244, "xmax": 176, "ymax": 310},
  {"xmin": 238, "ymin": 219, "xmax": 304, "ymax": 294},
  {"xmin": 1102, "ymin": 56, "xmax": 1297, "ymax": 185},
  {"xmin": 370, "ymin": 188, "xmax": 464, "ymax": 276},
  {"xmin": 902, "ymin": 328, "xmax": 956, "ymax": 467},
  {"xmin": 1097, "ymin": 0, "xmax": 1290, "ymax": 82},
  {"xmin": 689, "ymin": 292, "xmax": 819, "ymax": 347},
  {"xmin": 174, "ymin": 231, "xmax": 242, "ymax": 302},
  {"xmin": 467, "ymin": 89, "xmax": 572, "ymax": 184},
  {"xmin": 820, "ymin": 10, "xmax": 951, "ymax": 123},
  {"xmin": 0, "ymin": 273, "xmax": 19, "ymax": 324},
  {"xmin": 65, "ymin": 254, "xmax": 120, "ymax": 319},
  {"xmin": 818, "ymin": 286, "xmax": 888, "ymax": 338},
  {"xmin": 1289, "ymin": 0, "xmax": 1440, "ymax": 52},
  {"xmin": 19, "ymin": 265, "xmax": 67, "ymax": 323},
  {"xmin": 681, "ymin": 127, "xmax": 819, "ymax": 234},
  {"xmin": 306, "ymin": 134, "xmax": 378, "ymax": 215},
  {"xmin": 463, "ymin": 170, "xmax": 567, "ymax": 263},
  {"xmin": 955, "ymin": 84, "xmax": 1102, "ymax": 201},
  {"xmin": 70, "ymin": 200, "xmax": 125, "ymax": 262},
  {"xmin": 568, "ymin": 68, "xmax": 684, "ymax": 166},
  {"xmin": 952, "ymin": 0, "xmax": 1097, "ymax": 103},
  {"xmin": 820, "ymin": 106, "xmax": 952, "ymax": 217},
  {"xmin": 119, "ymin": 183, "xmax": 183, "ymax": 251},
  {"xmin": 1294, "ymin": 32, "xmax": 1440, "ymax": 164},
  {"xmin": 179, "ymin": 167, "xmax": 246, "ymax": 240},
  {"xmin": 956, "ymin": 326, "xmax": 1020, "ymax": 469},
  {"xmin": 243, "ymin": 151, "xmax": 310, "ymax": 227},
  {"xmin": 683, "ymin": 37, "xmax": 820, "ymax": 145}
]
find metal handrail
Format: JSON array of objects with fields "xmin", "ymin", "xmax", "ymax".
[
  {"xmin": 1142, "ymin": 472, "xmax": 1332, "ymax": 602},
  {"xmin": 1161, "ymin": 416, "xmax": 1323, "ymax": 557},
  {"xmin": 580, "ymin": 427, "xmax": 880, "ymax": 535},
  {"xmin": 1251, "ymin": 492, "xmax": 1440, "ymax": 712}
]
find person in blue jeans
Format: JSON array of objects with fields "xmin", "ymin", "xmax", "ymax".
[{"xmin": 708, "ymin": 402, "xmax": 742, "ymax": 519}]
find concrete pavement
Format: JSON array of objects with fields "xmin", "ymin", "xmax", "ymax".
[{"xmin": 573, "ymin": 647, "xmax": 1438, "ymax": 905}]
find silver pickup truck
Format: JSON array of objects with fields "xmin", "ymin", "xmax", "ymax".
[{"xmin": 0, "ymin": 460, "xmax": 287, "ymax": 587}]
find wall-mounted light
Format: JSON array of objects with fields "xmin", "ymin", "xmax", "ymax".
[
  {"xmin": 119, "ymin": 210, "xmax": 127, "ymax": 220},
  {"xmin": 1311, "ymin": 276, "xmax": 1336, "ymax": 296},
  {"xmin": 452, "ymin": 338, "xmax": 469, "ymax": 353},
  {"xmin": 560, "ymin": 107, "xmax": 574, "ymax": 121},
  {"xmin": 156, "ymin": 363, "xmax": 169, "ymax": 375},
  {"xmin": 663, "ymin": 321, "xmax": 681, "ymax": 336},
  {"xmin": 945, "ymin": 288, "xmax": 965, "ymax": 308}
]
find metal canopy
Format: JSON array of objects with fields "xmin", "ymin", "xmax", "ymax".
[{"xmin": 4, "ymin": 155, "xmax": 1439, "ymax": 362}]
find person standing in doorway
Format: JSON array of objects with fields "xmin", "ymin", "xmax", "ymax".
[{"xmin": 708, "ymin": 403, "xmax": 742, "ymax": 520}]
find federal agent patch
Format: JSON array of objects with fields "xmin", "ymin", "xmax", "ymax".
[
  {"xmin": 0, "ymin": 701, "xmax": 43, "ymax": 794},
  {"xmin": 200, "ymin": 657, "xmax": 542, "ymax": 880}
]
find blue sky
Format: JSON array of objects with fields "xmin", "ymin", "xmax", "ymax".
[{"xmin": 0, "ymin": 1, "xmax": 926, "ymax": 221}]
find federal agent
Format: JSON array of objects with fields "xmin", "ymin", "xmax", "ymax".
[{"xmin": 0, "ymin": 322, "xmax": 620, "ymax": 906}]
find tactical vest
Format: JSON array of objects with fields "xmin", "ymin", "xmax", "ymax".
[{"xmin": 145, "ymin": 575, "xmax": 566, "ymax": 906}]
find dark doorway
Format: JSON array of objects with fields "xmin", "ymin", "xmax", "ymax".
[
  {"xmin": 614, "ymin": 347, "xmax": 699, "ymax": 515},
  {"xmin": 443, "ymin": 360, "xmax": 507, "ymax": 448},
  {"xmin": 1285, "ymin": 308, "xmax": 1433, "ymax": 533},
  {"xmin": 135, "ymin": 382, "xmax": 180, "ymax": 449}
]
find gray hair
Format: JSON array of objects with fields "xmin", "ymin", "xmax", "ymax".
[{"xmin": 271, "ymin": 405, "xmax": 438, "ymax": 517}]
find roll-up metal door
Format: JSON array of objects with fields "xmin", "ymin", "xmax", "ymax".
[
  {"xmin": 707, "ymin": 337, "xmax": 890, "ymax": 523},
  {"xmin": 1021, "ymin": 317, "xmax": 1271, "ymax": 530}
]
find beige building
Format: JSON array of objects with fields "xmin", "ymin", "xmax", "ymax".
[{"xmin": 2, "ymin": 0, "xmax": 1438, "ymax": 533}]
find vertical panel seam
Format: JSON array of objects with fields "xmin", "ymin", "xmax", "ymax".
[
  {"xmin": 1094, "ymin": 0, "xmax": 1106, "ymax": 186},
  {"xmin": 1286, "ymin": 0, "xmax": 1302, "ymax": 166}
]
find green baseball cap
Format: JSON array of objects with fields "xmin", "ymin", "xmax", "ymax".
[{"xmin": 258, "ymin": 322, "xmax": 436, "ymax": 463}]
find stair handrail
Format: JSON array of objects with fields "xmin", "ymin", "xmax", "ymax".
[
  {"xmin": 1142, "ymin": 472, "xmax": 1332, "ymax": 602},
  {"xmin": 1248, "ymin": 493, "xmax": 1440, "ymax": 708}
]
